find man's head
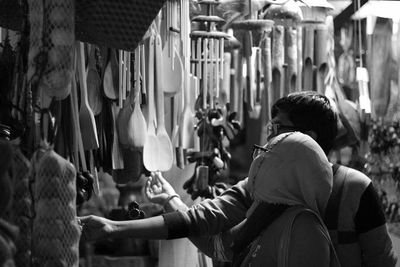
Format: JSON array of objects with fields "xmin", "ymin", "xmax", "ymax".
[{"xmin": 270, "ymin": 91, "xmax": 338, "ymax": 155}]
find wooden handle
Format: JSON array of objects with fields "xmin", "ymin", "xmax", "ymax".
[
  {"xmin": 209, "ymin": 38, "xmax": 214, "ymax": 108},
  {"xmin": 202, "ymin": 38, "xmax": 208, "ymax": 110},
  {"xmin": 133, "ymin": 46, "xmax": 141, "ymax": 102},
  {"xmin": 155, "ymin": 34, "xmax": 165, "ymax": 127},
  {"xmin": 76, "ymin": 42, "xmax": 89, "ymax": 105},
  {"xmin": 147, "ymin": 35, "xmax": 156, "ymax": 124}
]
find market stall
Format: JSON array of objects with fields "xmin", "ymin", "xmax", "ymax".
[{"xmin": 0, "ymin": 0, "xmax": 399, "ymax": 266}]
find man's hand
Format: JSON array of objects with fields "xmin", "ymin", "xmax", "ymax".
[
  {"xmin": 145, "ymin": 172, "xmax": 177, "ymax": 206},
  {"xmin": 78, "ymin": 215, "xmax": 114, "ymax": 242}
]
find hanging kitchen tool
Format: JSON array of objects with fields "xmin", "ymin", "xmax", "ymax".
[
  {"xmin": 118, "ymin": 50, "xmax": 124, "ymax": 107},
  {"xmin": 113, "ymin": 45, "xmax": 145, "ymax": 184},
  {"xmin": 86, "ymin": 45, "xmax": 103, "ymax": 115},
  {"xmin": 155, "ymin": 32, "xmax": 174, "ymax": 171},
  {"xmin": 111, "ymin": 101, "xmax": 124, "ymax": 170},
  {"xmin": 143, "ymin": 33, "xmax": 160, "ymax": 172},
  {"xmin": 76, "ymin": 42, "xmax": 99, "ymax": 150},
  {"xmin": 180, "ymin": 0, "xmax": 196, "ymax": 151},
  {"xmin": 103, "ymin": 48, "xmax": 119, "ymax": 100},
  {"xmin": 130, "ymin": 45, "xmax": 147, "ymax": 148}
]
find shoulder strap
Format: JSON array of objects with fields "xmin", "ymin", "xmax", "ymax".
[
  {"xmin": 278, "ymin": 207, "xmax": 341, "ymax": 267},
  {"xmin": 324, "ymin": 164, "xmax": 346, "ymax": 229}
]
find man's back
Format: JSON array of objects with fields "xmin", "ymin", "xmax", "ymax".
[{"xmin": 326, "ymin": 164, "xmax": 397, "ymax": 267}]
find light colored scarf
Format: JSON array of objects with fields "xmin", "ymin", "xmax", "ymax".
[
  {"xmin": 245, "ymin": 131, "xmax": 341, "ymax": 266},
  {"xmin": 247, "ymin": 131, "xmax": 332, "ymax": 217}
]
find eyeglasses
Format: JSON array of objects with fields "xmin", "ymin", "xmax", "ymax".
[
  {"xmin": 252, "ymin": 144, "xmax": 268, "ymax": 159},
  {"xmin": 266, "ymin": 122, "xmax": 298, "ymax": 137}
]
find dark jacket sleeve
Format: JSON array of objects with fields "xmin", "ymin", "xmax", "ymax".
[{"xmin": 163, "ymin": 178, "xmax": 252, "ymax": 239}]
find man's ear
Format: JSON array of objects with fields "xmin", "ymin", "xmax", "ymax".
[{"xmin": 304, "ymin": 130, "xmax": 318, "ymax": 141}]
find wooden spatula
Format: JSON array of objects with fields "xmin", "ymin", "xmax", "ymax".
[
  {"xmin": 155, "ymin": 33, "xmax": 174, "ymax": 171},
  {"xmin": 76, "ymin": 42, "xmax": 99, "ymax": 150},
  {"xmin": 143, "ymin": 34, "xmax": 160, "ymax": 172}
]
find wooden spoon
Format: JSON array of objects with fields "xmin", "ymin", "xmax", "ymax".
[
  {"xmin": 155, "ymin": 33, "xmax": 174, "ymax": 171},
  {"xmin": 103, "ymin": 48, "xmax": 119, "ymax": 100},
  {"xmin": 128, "ymin": 44, "xmax": 147, "ymax": 148},
  {"xmin": 86, "ymin": 45, "xmax": 103, "ymax": 115},
  {"xmin": 76, "ymin": 42, "xmax": 99, "ymax": 150},
  {"xmin": 143, "ymin": 34, "xmax": 160, "ymax": 172}
]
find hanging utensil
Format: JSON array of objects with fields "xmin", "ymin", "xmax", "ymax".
[
  {"xmin": 111, "ymin": 102, "xmax": 124, "ymax": 170},
  {"xmin": 129, "ymin": 44, "xmax": 147, "ymax": 148},
  {"xmin": 76, "ymin": 42, "xmax": 99, "ymax": 150},
  {"xmin": 86, "ymin": 45, "xmax": 103, "ymax": 115},
  {"xmin": 103, "ymin": 48, "xmax": 119, "ymax": 100},
  {"xmin": 155, "ymin": 33, "xmax": 174, "ymax": 171},
  {"xmin": 143, "ymin": 34, "xmax": 159, "ymax": 172}
]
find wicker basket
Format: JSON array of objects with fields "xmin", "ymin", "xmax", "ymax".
[{"xmin": 0, "ymin": 0, "xmax": 166, "ymax": 51}]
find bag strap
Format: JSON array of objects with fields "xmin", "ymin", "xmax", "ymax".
[{"xmin": 278, "ymin": 207, "xmax": 341, "ymax": 267}]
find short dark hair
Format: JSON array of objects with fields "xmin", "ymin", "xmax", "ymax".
[{"xmin": 271, "ymin": 91, "xmax": 338, "ymax": 155}]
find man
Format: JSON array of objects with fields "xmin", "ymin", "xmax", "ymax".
[{"xmin": 81, "ymin": 92, "xmax": 397, "ymax": 266}]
